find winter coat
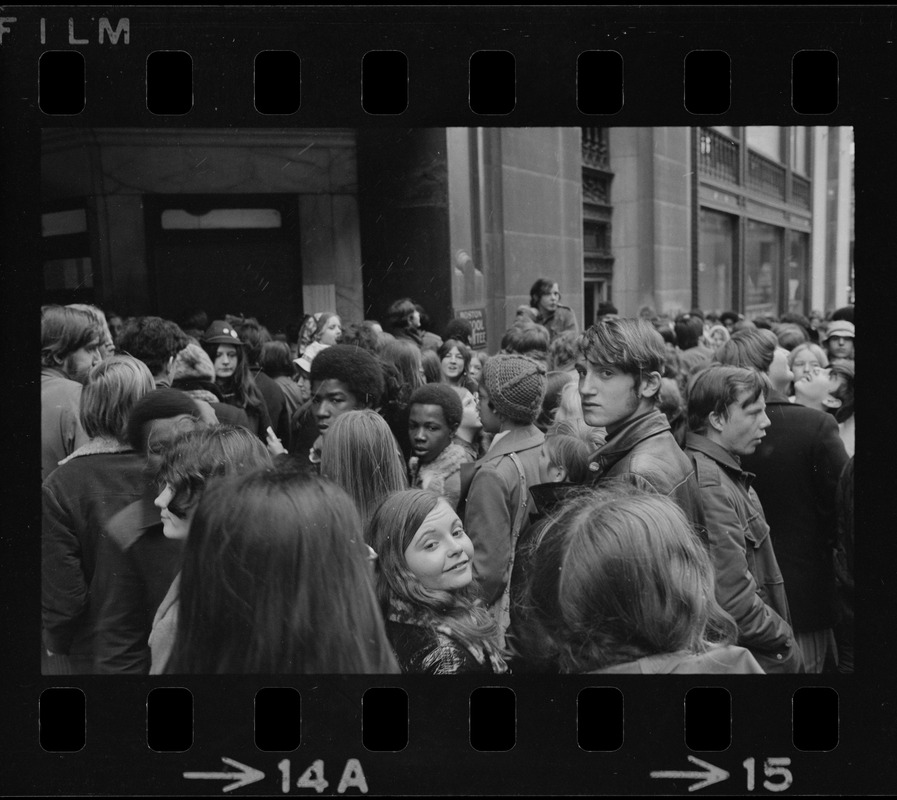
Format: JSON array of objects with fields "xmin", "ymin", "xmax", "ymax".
[
  {"xmin": 93, "ymin": 489, "xmax": 184, "ymax": 674},
  {"xmin": 251, "ymin": 367, "xmax": 290, "ymax": 446},
  {"xmin": 41, "ymin": 367, "xmax": 89, "ymax": 481},
  {"xmin": 408, "ymin": 442, "xmax": 472, "ymax": 511},
  {"xmin": 534, "ymin": 305, "xmax": 578, "ymax": 342},
  {"xmin": 740, "ymin": 390, "xmax": 849, "ymax": 632},
  {"xmin": 506, "ymin": 481, "xmax": 584, "ymax": 673},
  {"xmin": 589, "ymin": 645, "xmax": 765, "ymax": 675},
  {"xmin": 685, "ymin": 433, "xmax": 802, "ymax": 673},
  {"xmin": 41, "ymin": 440, "xmax": 147, "ymax": 671},
  {"xmin": 457, "ymin": 425, "xmax": 544, "ymax": 605},
  {"xmin": 585, "ymin": 409, "xmax": 706, "ymax": 541},
  {"xmin": 149, "ymin": 572, "xmax": 180, "ymax": 674}
]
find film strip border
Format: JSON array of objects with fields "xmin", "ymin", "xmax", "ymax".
[
  {"xmin": 0, "ymin": 7, "xmax": 879, "ymax": 127},
  {"xmin": 35, "ymin": 48, "xmax": 839, "ymax": 117},
  {"xmin": 34, "ymin": 680, "xmax": 847, "ymax": 794}
]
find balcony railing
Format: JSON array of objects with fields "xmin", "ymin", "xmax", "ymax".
[
  {"xmin": 582, "ymin": 127, "xmax": 610, "ymax": 171},
  {"xmin": 699, "ymin": 128, "xmax": 739, "ymax": 184},
  {"xmin": 792, "ymin": 174, "xmax": 811, "ymax": 209},
  {"xmin": 746, "ymin": 150, "xmax": 787, "ymax": 201}
]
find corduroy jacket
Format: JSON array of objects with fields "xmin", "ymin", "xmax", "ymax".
[{"xmin": 457, "ymin": 424, "xmax": 545, "ymax": 605}]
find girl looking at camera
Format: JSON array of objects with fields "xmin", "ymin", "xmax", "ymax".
[{"xmin": 367, "ymin": 489, "xmax": 508, "ymax": 675}]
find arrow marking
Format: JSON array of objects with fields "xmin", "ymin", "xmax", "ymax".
[
  {"xmin": 650, "ymin": 755, "xmax": 730, "ymax": 792},
  {"xmin": 184, "ymin": 756, "xmax": 266, "ymax": 793}
]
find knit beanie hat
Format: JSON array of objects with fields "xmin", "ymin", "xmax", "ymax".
[
  {"xmin": 171, "ymin": 343, "xmax": 216, "ymax": 382},
  {"xmin": 482, "ymin": 354, "xmax": 547, "ymax": 424}
]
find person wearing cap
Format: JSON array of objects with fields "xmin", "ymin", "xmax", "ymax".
[
  {"xmin": 167, "ymin": 342, "xmax": 251, "ymax": 429},
  {"xmin": 576, "ymin": 317, "xmax": 705, "ymax": 535},
  {"xmin": 823, "ymin": 320, "xmax": 855, "ymax": 361},
  {"xmin": 529, "ymin": 278, "xmax": 579, "ymax": 342},
  {"xmin": 200, "ymin": 320, "xmax": 271, "ymax": 442},
  {"xmin": 457, "ymin": 354, "xmax": 546, "ymax": 630}
]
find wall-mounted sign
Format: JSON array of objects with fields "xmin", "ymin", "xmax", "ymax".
[{"xmin": 455, "ymin": 308, "xmax": 487, "ymax": 349}]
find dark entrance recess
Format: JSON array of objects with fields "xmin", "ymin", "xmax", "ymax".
[
  {"xmin": 357, "ymin": 129, "xmax": 453, "ymax": 338},
  {"xmin": 144, "ymin": 194, "xmax": 302, "ymax": 335}
]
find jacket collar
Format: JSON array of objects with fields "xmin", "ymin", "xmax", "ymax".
[
  {"xmin": 684, "ymin": 432, "xmax": 756, "ymax": 486},
  {"xmin": 57, "ymin": 436, "xmax": 133, "ymax": 466},
  {"xmin": 589, "ymin": 409, "xmax": 670, "ymax": 466},
  {"xmin": 765, "ymin": 388, "xmax": 791, "ymax": 405},
  {"xmin": 529, "ymin": 482, "xmax": 582, "ymax": 517},
  {"xmin": 483, "ymin": 424, "xmax": 544, "ymax": 460}
]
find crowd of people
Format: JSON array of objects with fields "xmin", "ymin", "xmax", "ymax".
[{"xmin": 40, "ymin": 280, "xmax": 854, "ymax": 675}]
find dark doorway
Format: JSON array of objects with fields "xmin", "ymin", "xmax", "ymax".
[{"xmin": 144, "ymin": 195, "xmax": 302, "ymax": 334}]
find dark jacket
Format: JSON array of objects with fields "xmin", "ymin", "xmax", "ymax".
[
  {"xmin": 457, "ymin": 425, "xmax": 545, "ymax": 605},
  {"xmin": 41, "ymin": 444, "xmax": 147, "ymax": 671},
  {"xmin": 93, "ymin": 489, "xmax": 184, "ymax": 674},
  {"xmin": 740, "ymin": 391, "xmax": 849, "ymax": 632},
  {"xmin": 535, "ymin": 304, "xmax": 578, "ymax": 341},
  {"xmin": 251, "ymin": 367, "xmax": 290, "ymax": 445},
  {"xmin": 585, "ymin": 409, "xmax": 706, "ymax": 541},
  {"xmin": 685, "ymin": 433, "xmax": 801, "ymax": 673},
  {"xmin": 506, "ymin": 481, "xmax": 584, "ymax": 672}
]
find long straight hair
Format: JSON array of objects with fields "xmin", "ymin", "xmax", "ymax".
[
  {"xmin": 319, "ymin": 410, "xmax": 408, "ymax": 531},
  {"xmin": 367, "ymin": 489, "xmax": 500, "ymax": 650},
  {"xmin": 526, "ymin": 484, "xmax": 736, "ymax": 673},
  {"xmin": 202, "ymin": 341, "xmax": 265, "ymax": 413},
  {"xmin": 168, "ymin": 467, "xmax": 400, "ymax": 674}
]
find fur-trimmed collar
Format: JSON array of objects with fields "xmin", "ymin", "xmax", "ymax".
[
  {"xmin": 408, "ymin": 443, "xmax": 468, "ymax": 496},
  {"xmin": 58, "ymin": 436, "xmax": 133, "ymax": 465}
]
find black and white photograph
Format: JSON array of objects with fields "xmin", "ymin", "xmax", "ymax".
[{"xmin": 3, "ymin": 5, "xmax": 894, "ymax": 797}]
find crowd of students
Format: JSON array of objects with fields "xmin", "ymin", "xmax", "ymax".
[{"xmin": 40, "ymin": 282, "xmax": 855, "ymax": 675}]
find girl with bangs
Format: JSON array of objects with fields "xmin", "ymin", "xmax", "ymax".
[
  {"xmin": 367, "ymin": 489, "xmax": 508, "ymax": 675},
  {"xmin": 167, "ymin": 465, "xmax": 399, "ymax": 674},
  {"xmin": 525, "ymin": 485, "xmax": 765, "ymax": 674}
]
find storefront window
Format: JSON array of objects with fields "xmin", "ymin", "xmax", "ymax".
[
  {"xmin": 787, "ymin": 231, "xmax": 810, "ymax": 315},
  {"xmin": 744, "ymin": 220, "xmax": 782, "ymax": 318},
  {"xmin": 697, "ymin": 208, "xmax": 735, "ymax": 315}
]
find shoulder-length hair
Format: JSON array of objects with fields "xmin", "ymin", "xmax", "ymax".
[
  {"xmin": 437, "ymin": 338, "xmax": 472, "ymax": 381},
  {"xmin": 529, "ymin": 277, "xmax": 555, "ymax": 308},
  {"xmin": 168, "ymin": 467, "xmax": 399, "ymax": 674},
  {"xmin": 385, "ymin": 298, "xmax": 417, "ymax": 332},
  {"xmin": 367, "ymin": 489, "xmax": 499, "ymax": 649},
  {"xmin": 154, "ymin": 424, "xmax": 272, "ymax": 518},
  {"xmin": 319, "ymin": 410, "xmax": 408, "ymax": 531},
  {"xmin": 788, "ymin": 342, "xmax": 829, "ymax": 371},
  {"xmin": 67, "ymin": 303, "xmax": 115, "ymax": 357},
  {"xmin": 526, "ymin": 485, "xmax": 736, "ymax": 673},
  {"xmin": 79, "ymin": 355, "xmax": 155, "ymax": 442},
  {"xmin": 41, "ymin": 305, "xmax": 103, "ymax": 367},
  {"xmin": 380, "ymin": 338, "xmax": 425, "ymax": 397},
  {"xmin": 259, "ymin": 340, "xmax": 295, "ymax": 379}
]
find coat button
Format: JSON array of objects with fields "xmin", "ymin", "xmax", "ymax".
[
  {"xmin": 776, "ymin": 653, "xmax": 783, "ymax": 660},
  {"xmin": 589, "ymin": 462, "xmax": 600, "ymax": 472}
]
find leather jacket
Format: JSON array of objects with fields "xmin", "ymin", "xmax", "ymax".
[{"xmin": 586, "ymin": 409, "xmax": 707, "ymax": 542}]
